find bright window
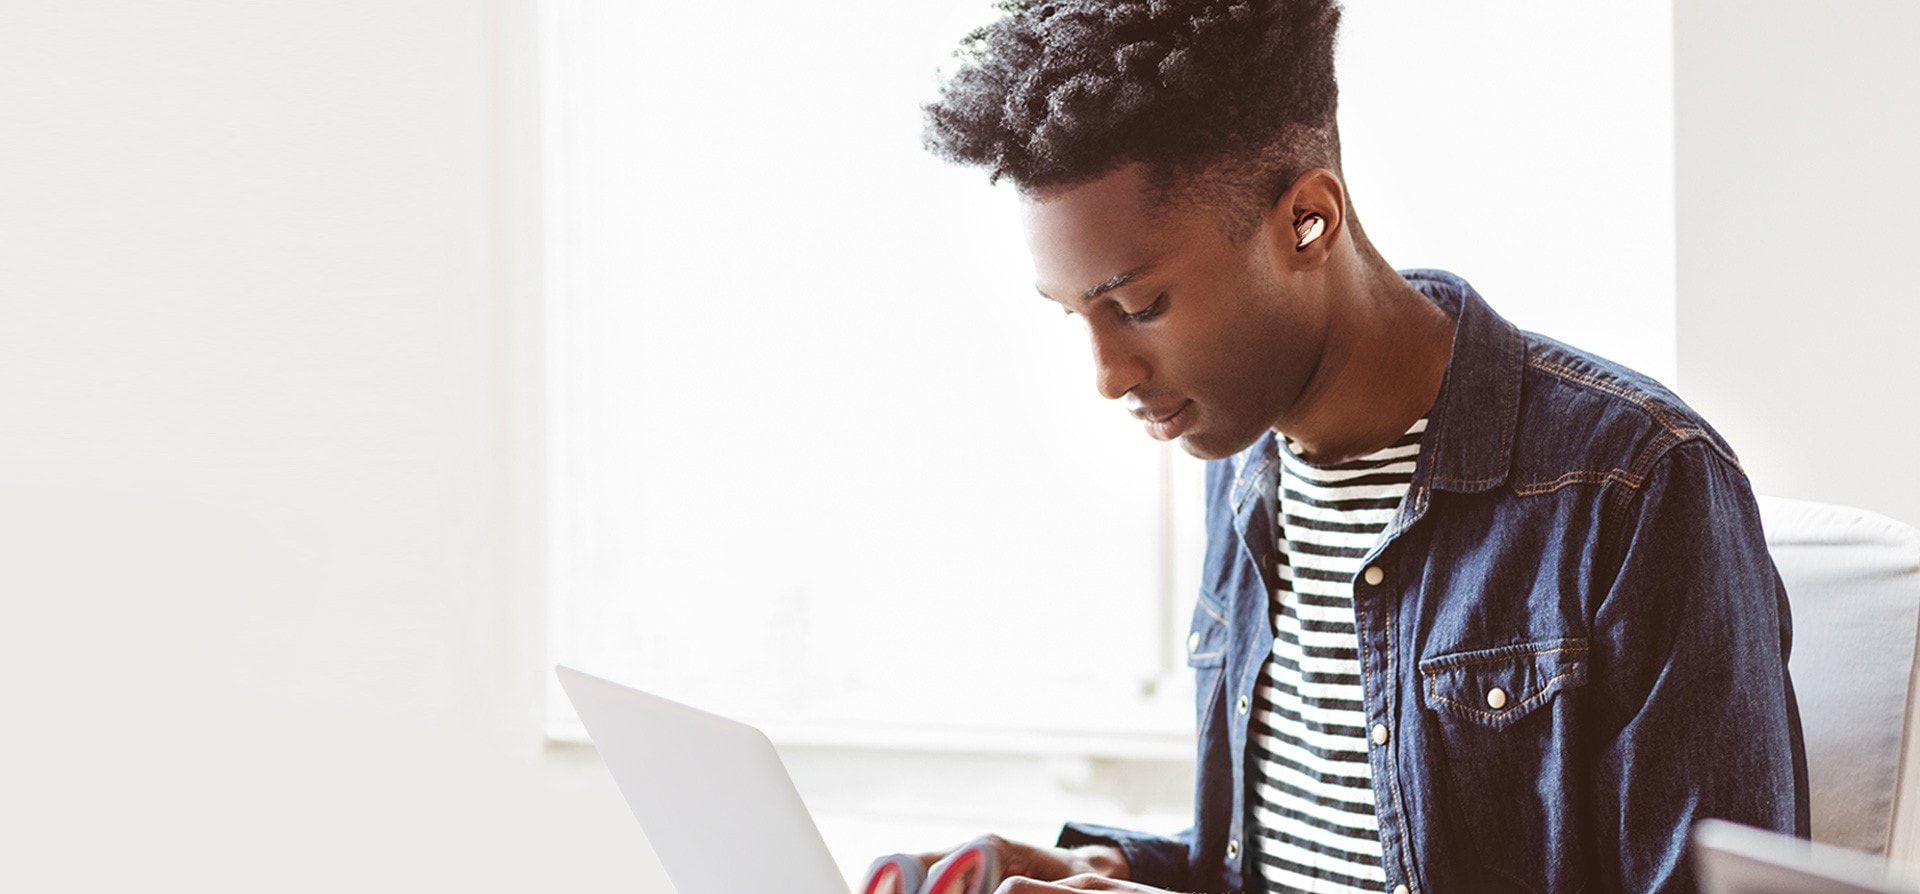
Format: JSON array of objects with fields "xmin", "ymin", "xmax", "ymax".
[{"xmin": 539, "ymin": 0, "xmax": 1205, "ymax": 754}]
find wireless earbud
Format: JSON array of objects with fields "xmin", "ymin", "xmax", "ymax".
[{"xmin": 1294, "ymin": 213, "xmax": 1326, "ymax": 250}]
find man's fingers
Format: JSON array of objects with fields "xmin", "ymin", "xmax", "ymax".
[
  {"xmin": 995, "ymin": 878, "xmax": 1065, "ymax": 894},
  {"xmin": 1054, "ymin": 874, "xmax": 1125, "ymax": 890},
  {"xmin": 995, "ymin": 874, "xmax": 1124, "ymax": 894}
]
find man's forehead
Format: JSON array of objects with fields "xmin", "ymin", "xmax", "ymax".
[{"xmin": 1023, "ymin": 165, "xmax": 1182, "ymax": 301}]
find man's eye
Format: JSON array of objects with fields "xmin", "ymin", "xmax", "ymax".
[{"xmin": 1120, "ymin": 293, "xmax": 1167, "ymax": 323}]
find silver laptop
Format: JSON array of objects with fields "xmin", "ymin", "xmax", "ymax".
[
  {"xmin": 1695, "ymin": 819, "xmax": 1918, "ymax": 894},
  {"xmin": 556, "ymin": 665, "xmax": 851, "ymax": 894}
]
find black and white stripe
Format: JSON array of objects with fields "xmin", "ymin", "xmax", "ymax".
[{"xmin": 1248, "ymin": 420, "xmax": 1425, "ymax": 894}]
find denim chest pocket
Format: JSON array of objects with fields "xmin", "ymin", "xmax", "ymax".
[
  {"xmin": 1186, "ymin": 597, "xmax": 1230, "ymax": 669},
  {"xmin": 1186, "ymin": 598, "xmax": 1233, "ymax": 738},
  {"xmin": 1416, "ymin": 638, "xmax": 1589, "ymax": 731}
]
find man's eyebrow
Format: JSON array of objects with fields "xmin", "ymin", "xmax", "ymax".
[
  {"xmin": 1035, "ymin": 262, "xmax": 1157, "ymax": 303},
  {"xmin": 1083, "ymin": 263, "xmax": 1155, "ymax": 300}
]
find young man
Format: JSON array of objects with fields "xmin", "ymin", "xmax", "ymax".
[{"xmin": 900, "ymin": 2, "xmax": 1807, "ymax": 893}]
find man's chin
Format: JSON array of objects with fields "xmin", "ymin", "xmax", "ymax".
[{"xmin": 1176, "ymin": 428, "xmax": 1260, "ymax": 461}]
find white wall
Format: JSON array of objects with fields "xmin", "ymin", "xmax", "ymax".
[
  {"xmin": 0, "ymin": 2, "xmax": 666, "ymax": 890},
  {"xmin": 1340, "ymin": 0, "xmax": 1676, "ymax": 386},
  {"xmin": 1676, "ymin": 0, "xmax": 1920, "ymax": 527}
]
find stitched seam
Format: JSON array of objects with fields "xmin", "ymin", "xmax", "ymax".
[
  {"xmin": 1431, "ymin": 473, "xmax": 1505, "ymax": 489},
  {"xmin": 1512, "ymin": 469, "xmax": 1645, "ymax": 496},
  {"xmin": 1629, "ymin": 426, "xmax": 1686, "ymax": 481},
  {"xmin": 1232, "ymin": 453, "xmax": 1275, "ymax": 511},
  {"xmin": 1425, "ymin": 669, "xmax": 1581, "ymax": 721},
  {"xmin": 1525, "ymin": 354, "xmax": 1698, "ymax": 439},
  {"xmin": 1419, "ymin": 646, "xmax": 1588, "ymax": 672},
  {"xmin": 1602, "ymin": 479, "xmax": 1639, "ymax": 555},
  {"xmin": 1528, "ymin": 354, "xmax": 1732, "ymax": 473},
  {"xmin": 1494, "ymin": 324, "xmax": 1520, "ymax": 485},
  {"xmin": 1195, "ymin": 600, "xmax": 1228, "ymax": 625},
  {"xmin": 1609, "ymin": 437, "xmax": 1724, "ymax": 533},
  {"xmin": 1368, "ymin": 578, "xmax": 1420, "ymax": 893},
  {"xmin": 1603, "ymin": 433, "xmax": 1681, "ymax": 532}
]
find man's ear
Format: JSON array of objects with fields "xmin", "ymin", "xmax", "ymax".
[{"xmin": 1263, "ymin": 168, "xmax": 1345, "ymax": 272}]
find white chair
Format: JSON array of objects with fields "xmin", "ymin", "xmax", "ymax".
[{"xmin": 1760, "ymin": 496, "xmax": 1920, "ymax": 859}]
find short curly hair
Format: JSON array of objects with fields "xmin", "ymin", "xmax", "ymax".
[{"xmin": 924, "ymin": 0, "xmax": 1344, "ymax": 234}]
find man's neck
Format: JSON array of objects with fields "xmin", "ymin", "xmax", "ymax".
[{"xmin": 1280, "ymin": 264, "xmax": 1457, "ymax": 465}]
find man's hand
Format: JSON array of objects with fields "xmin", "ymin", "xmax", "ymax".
[
  {"xmin": 993, "ymin": 874, "xmax": 1187, "ymax": 894},
  {"xmin": 911, "ymin": 834, "xmax": 1129, "ymax": 883}
]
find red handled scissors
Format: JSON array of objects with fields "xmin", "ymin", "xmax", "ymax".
[{"xmin": 862, "ymin": 837, "xmax": 1001, "ymax": 894}]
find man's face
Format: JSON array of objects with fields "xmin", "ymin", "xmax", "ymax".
[{"xmin": 1025, "ymin": 163, "xmax": 1328, "ymax": 460}]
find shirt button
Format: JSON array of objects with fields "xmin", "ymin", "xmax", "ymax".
[
  {"xmin": 1487, "ymin": 687, "xmax": 1509, "ymax": 709},
  {"xmin": 1226, "ymin": 839, "xmax": 1240, "ymax": 860},
  {"xmin": 1363, "ymin": 565, "xmax": 1385, "ymax": 586},
  {"xmin": 1237, "ymin": 695, "xmax": 1251, "ymax": 715},
  {"xmin": 1371, "ymin": 723, "xmax": 1390, "ymax": 745},
  {"xmin": 1188, "ymin": 632, "xmax": 1201, "ymax": 654},
  {"xmin": 1393, "ymin": 885, "xmax": 1410, "ymax": 894}
]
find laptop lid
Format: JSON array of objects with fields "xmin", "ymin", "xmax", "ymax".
[
  {"xmin": 1694, "ymin": 819, "xmax": 1917, "ymax": 894},
  {"xmin": 556, "ymin": 665, "xmax": 849, "ymax": 894}
]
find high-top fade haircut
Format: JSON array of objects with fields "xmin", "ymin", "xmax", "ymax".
[{"xmin": 924, "ymin": 0, "xmax": 1344, "ymax": 240}]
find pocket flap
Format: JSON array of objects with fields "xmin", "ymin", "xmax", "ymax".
[
  {"xmin": 1186, "ymin": 597, "xmax": 1229, "ymax": 669},
  {"xmin": 1417, "ymin": 638, "xmax": 1588, "ymax": 731}
]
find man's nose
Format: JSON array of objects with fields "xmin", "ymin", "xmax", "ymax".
[{"xmin": 1091, "ymin": 329, "xmax": 1148, "ymax": 400}]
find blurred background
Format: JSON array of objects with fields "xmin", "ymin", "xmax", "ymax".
[{"xmin": 1, "ymin": 0, "xmax": 1914, "ymax": 890}]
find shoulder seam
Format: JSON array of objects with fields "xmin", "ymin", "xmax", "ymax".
[
  {"xmin": 1524, "ymin": 353, "xmax": 1740, "ymax": 469},
  {"xmin": 1604, "ymin": 436, "xmax": 1745, "ymax": 534},
  {"xmin": 1524, "ymin": 353, "xmax": 1700, "ymax": 442}
]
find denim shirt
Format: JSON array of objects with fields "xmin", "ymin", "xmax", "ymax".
[{"xmin": 1059, "ymin": 270, "xmax": 1809, "ymax": 894}]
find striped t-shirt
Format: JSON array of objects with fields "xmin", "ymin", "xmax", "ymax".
[{"xmin": 1247, "ymin": 419, "xmax": 1425, "ymax": 894}]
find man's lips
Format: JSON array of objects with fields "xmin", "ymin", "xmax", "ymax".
[{"xmin": 1131, "ymin": 399, "xmax": 1194, "ymax": 441}]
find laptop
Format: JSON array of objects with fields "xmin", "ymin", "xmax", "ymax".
[
  {"xmin": 1694, "ymin": 819, "xmax": 1918, "ymax": 894},
  {"xmin": 556, "ymin": 665, "xmax": 851, "ymax": 894}
]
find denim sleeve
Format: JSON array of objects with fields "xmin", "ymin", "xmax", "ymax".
[
  {"xmin": 1590, "ymin": 440, "xmax": 1811, "ymax": 893},
  {"xmin": 1055, "ymin": 822, "xmax": 1193, "ymax": 890}
]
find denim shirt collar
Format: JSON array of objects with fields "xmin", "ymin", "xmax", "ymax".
[
  {"xmin": 1400, "ymin": 268, "xmax": 1525, "ymax": 496},
  {"xmin": 1226, "ymin": 268, "xmax": 1525, "ymax": 531}
]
